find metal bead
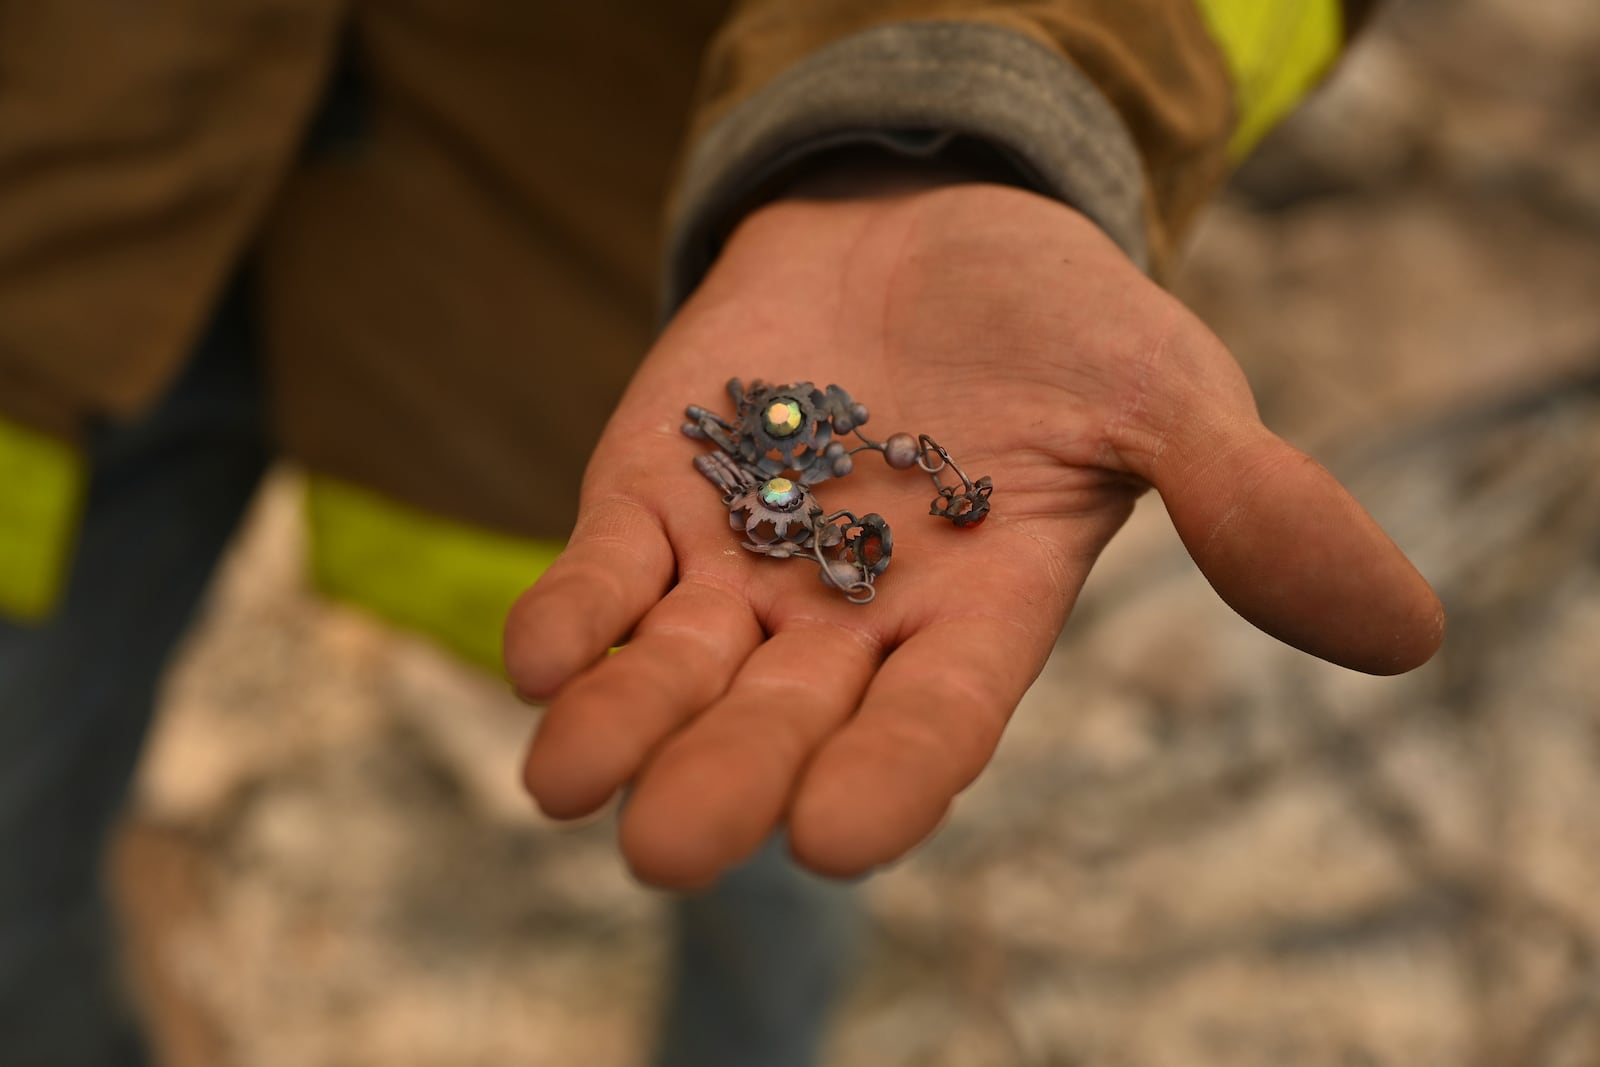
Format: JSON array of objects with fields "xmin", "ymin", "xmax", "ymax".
[
  {"xmin": 883, "ymin": 433, "xmax": 919, "ymax": 469},
  {"xmin": 820, "ymin": 559, "xmax": 861, "ymax": 588}
]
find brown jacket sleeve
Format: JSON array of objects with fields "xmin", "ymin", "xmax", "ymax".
[{"xmin": 666, "ymin": 1, "xmax": 1371, "ymax": 296}]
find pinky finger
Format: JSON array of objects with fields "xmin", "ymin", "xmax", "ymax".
[{"xmin": 503, "ymin": 495, "xmax": 674, "ymax": 700}]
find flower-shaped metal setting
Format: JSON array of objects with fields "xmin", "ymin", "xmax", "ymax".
[
  {"xmin": 843, "ymin": 514, "xmax": 893, "ymax": 577},
  {"xmin": 730, "ymin": 475, "xmax": 815, "ymax": 544},
  {"xmin": 918, "ymin": 436, "xmax": 993, "ymax": 529}
]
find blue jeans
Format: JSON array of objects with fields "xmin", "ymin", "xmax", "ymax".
[{"xmin": 0, "ymin": 281, "xmax": 858, "ymax": 1066}]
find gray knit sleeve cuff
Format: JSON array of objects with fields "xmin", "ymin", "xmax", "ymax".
[{"xmin": 663, "ymin": 19, "xmax": 1149, "ymax": 311}]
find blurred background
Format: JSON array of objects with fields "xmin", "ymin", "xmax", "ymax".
[{"xmin": 115, "ymin": 0, "xmax": 1600, "ymax": 1063}]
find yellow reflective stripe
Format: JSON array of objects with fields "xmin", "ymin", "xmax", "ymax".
[
  {"xmin": 306, "ymin": 476, "xmax": 565, "ymax": 673},
  {"xmin": 0, "ymin": 418, "xmax": 84, "ymax": 621},
  {"xmin": 1194, "ymin": 0, "xmax": 1343, "ymax": 160}
]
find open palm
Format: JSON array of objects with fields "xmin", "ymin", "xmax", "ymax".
[{"xmin": 504, "ymin": 178, "xmax": 1444, "ymax": 889}]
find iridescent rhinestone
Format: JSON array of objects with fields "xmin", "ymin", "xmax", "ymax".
[
  {"xmin": 763, "ymin": 398, "xmax": 804, "ymax": 438},
  {"xmin": 759, "ymin": 477, "xmax": 804, "ymax": 511}
]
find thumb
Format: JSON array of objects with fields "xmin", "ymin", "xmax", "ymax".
[{"xmin": 1146, "ymin": 414, "xmax": 1444, "ymax": 675}]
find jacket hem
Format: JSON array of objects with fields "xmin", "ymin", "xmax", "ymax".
[{"xmin": 664, "ymin": 19, "xmax": 1150, "ymax": 310}]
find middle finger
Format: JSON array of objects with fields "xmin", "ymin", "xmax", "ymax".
[{"xmin": 619, "ymin": 619, "xmax": 885, "ymax": 887}]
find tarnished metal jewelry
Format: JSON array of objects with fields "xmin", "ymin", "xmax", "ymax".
[{"xmin": 683, "ymin": 378, "xmax": 992, "ymax": 604}]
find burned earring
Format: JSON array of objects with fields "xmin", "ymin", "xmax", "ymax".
[
  {"xmin": 849, "ymin": 432, "xmax": 993, "ymax": 529},
  {"xmin": 683, "ymin": 378, "xmax": 992, "ymax": 604}
]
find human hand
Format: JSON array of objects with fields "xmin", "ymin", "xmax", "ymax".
[{"xmin": 504, "ymin": 175, "xmax": 1444, "ymax": 888}]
